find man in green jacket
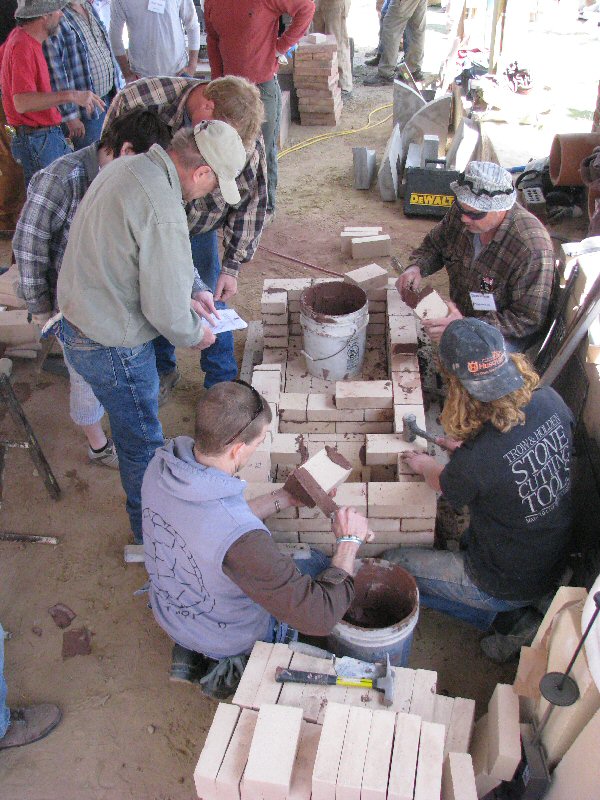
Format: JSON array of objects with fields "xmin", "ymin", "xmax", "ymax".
[{"xmin": 58, "ymin": 119, "xmax": 247, "ymax": 543}]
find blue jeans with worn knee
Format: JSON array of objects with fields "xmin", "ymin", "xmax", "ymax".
[
  {"xmin": 0, "ymin": 622, "xmax": 9, "ymax": 739},
  {"xmin": 381, "ymin": 546, "xmax": 530, "ymax": 630},
  {"xmin": 61, "ymin": 318, "xmax": 163, "ymax": 543},
  {"xmin": 10, "ymin": 126, "xmax": 72, "ymax": 186},
  {"xmin": 258, "ymin": 77, "xmax": 281, "ymax": 214},
  {"xmin": 69, "ymin": 94, "xmax": 110, "ymax": 151},
  {"xmin": 153, "ymin": 230, "xmax": 237, "ymax": 387},
  {"xmin": 269, "ymin": 549, "xmax": 331, "ymax": 643}
]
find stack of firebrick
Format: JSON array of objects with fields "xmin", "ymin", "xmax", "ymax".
[{"xmin": 293, "ymin": 33, "xmax": 342, "ymax": 127}]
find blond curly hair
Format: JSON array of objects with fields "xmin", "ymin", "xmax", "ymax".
[
  {"xmin": 440, "ymin": 353, "xmax": 540, "ymax": 441},
  {"xmin": 204, "ymin": 76, "xmax": 264, "ymax": 149}
]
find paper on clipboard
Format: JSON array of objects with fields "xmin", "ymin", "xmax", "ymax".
[{"xmin": 206, "ymin": 308, "xmax": 248, "ymax": 335}]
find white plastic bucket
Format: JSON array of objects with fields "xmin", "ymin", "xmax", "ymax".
[
  {"xmin": 300, "ymin": 281, "xmax": 369, "ymax": 381},
  {"xmin": 326, "ymin": 559, "xmax": 420, "ymax": 667}
]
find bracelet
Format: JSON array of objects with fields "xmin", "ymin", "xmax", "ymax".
[
  {"xmin": 271, "ymin": 491, "xmax": 281, "ymax": 513},
  {"xmin": 336, "ymin": 536, "xmax": 363, "ymax": 547}
]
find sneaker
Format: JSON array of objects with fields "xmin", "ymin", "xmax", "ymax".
[
  {"xmin": 88, "ymin": 438, "xmax": 119, "ymax": 469},
  {"xmin": 169, "ymin": 643, "xmax": 215, "ymax": 685},
  {"xmin": 158, "ymin": 367, "xmax": 181, "ymax": 407},
  {"xmin": 364, "ymin": 54, "xmax": 381, "ymax": 67},
  {"xmin": 0, "ymin": 704, "xmax": 62, "ymax": 750},
  {"xmin": 363, "ymin": 73, "xmax": 395, "ymax": 86}
]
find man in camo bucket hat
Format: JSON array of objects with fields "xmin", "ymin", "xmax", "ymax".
[{"xmin": 395, "ymin": 160, "xmax": 555, "ymax": 351}]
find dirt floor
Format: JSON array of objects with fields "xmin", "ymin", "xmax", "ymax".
[{"xmin": 0, "ymin": 5, "xmax": 595, "ymax": 796}]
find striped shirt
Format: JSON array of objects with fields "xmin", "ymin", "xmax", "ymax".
[
  {"xmin": 72, "ymin": 2, "xmax": 114, "ymax": 99},
  {"xmin": 409, "ymin": 202, "xmax": 555, "ymax": 340},
  {"xmin": 103, "ymin": 76, "xmax": 268, "ymax": 277}
]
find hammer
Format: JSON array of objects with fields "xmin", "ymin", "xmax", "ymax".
[
  {"xmin": 275, "ymin": 654, "xmax": 395, "ymax": 706},
  {"xmin": 401, "ymin": 412, "xmax": 450, "ymax": 450}
]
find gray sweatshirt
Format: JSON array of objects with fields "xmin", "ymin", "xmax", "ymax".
[{"xmin": 57, "ymin": 145, "xmax": 205, "ymax": 348}]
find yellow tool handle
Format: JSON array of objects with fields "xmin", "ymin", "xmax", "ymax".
[{"xmin": 336, "ymin": 677, "xmax": 374, "ymax": 689}]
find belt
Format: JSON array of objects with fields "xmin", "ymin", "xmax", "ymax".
[{"xmin": 15, "ymin": 124, "xmax": 59, "ymax": 136}]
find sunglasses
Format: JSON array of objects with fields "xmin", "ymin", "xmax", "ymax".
[
  {"xmin": 223, "ymin": 379, "xmax": 265, "ymax": 446},
  {"xmin": 454, "ymin": 200, "xmax": 488, "ymax": 221},
  {"xmin": 456, "ymin": 172, "xmax": 515, "ymax": 197}
]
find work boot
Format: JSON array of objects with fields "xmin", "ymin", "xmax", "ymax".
[
  {"xmin": 364, "ymin": 53, "xmax": 381, "ymax": 66},
  {"xmin": 88, "ymin": 438, "xmax": 119, "ymax": 469},
  {"xmin": 363, "ymin": 73, "xmax": 394, "ymax": 86},
  {"xmin": 0, "ymin": 705, "xmax": 62, "ymax": 750},
  {"xmin": 158, "ymin": 367, "xmax": 181, "ymax": 407},
  {"xmin": 170, "ymin": 643, "xmax": 215, "ymax": 685}
]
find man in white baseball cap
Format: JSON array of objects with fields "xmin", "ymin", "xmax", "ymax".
[
  {"xmin": 57, "ymin": 119, "xmax": 247, "ymax": 545},
  {"xmin": 396, "ymin": 160, "xmax": 555, "ymax": 351}
]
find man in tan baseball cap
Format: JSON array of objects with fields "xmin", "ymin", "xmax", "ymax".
[{"xmin": 57, "ymin": 119, "xmax": 247, "ymax": 546}]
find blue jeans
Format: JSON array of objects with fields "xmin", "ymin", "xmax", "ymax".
[
  {"xmin": 0, "ymin": 623, "xmax": 9, "ymax": 739},
  {"xmin": 159, "ymin": 230, "xmax": 237, "ymax": 388},
  {"xmin": 70, "ymin": 94, "xmax": 111, "ymax": 151},
  {"xmin": 269, "ymin": 549, "xmax": 332, "ymax": 643},
  {"xmin": 381, "ymin": 547, "xmax": 530, "ymax": 630},
  {"xmin": 258, "ymin": 77, "xmax": 281, "ymax": 213},
  {"xmin": 61, "ymin": 318, "xmax": 163, "ymax": 543},
  {"xmin": 10, "ymin": 126, "xmax": 72, "ymax": 186}
]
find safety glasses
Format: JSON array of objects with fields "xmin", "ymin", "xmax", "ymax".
[
  {"xmin": 455, "ymin": 172, "xmax": 515, "ymax": 197},
  {"xmin": 454, "ymin": 200, "xmax": 488, "ymax": 221},
  {"xmin": 223, "ymin": 379, "xmax": 265, "ymax": 446}
]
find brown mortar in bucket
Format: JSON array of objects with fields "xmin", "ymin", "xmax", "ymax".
[
  {"xmin": 300, "ymin": 281, "xmax": 367, "ymax": 324},
  {"xmin": 343, "ymin": 559, "xmax": 419, "ymax": 630}
]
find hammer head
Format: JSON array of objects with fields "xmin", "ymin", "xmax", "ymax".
[
  {"xmin": 374, "ymin": 654, "xmax": 394, "ymax": 706},
  {"xmin": 402, "ymin": 413, "xmax": 418, "ymax": 443}
]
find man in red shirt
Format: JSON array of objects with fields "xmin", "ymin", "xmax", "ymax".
[
  {"xmin": 0, "ymin": 0, "xmax": 104, "ymax": 185},
  {"xmin": 204, "ymin": 0, "xmax": 314, "ymax": 217}
]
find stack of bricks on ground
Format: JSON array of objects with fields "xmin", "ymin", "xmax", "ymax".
[
  {"xmin": 254, "ymin": 265, "xmax": 437, "ymax": 556},
  {"xmin": 0, "ymin": 265, "xmax": 43, "ymax": 359},
  {"xmin": 194, "ymin": 639, "xmax": 528, "ymax": 800},
  {"xmin": 294, "ymin": 34, "xmax": 342, "ymax": 127},
  {"xmin": 340, "ymin": 226, "xmax": 392, "ymax": 261}
]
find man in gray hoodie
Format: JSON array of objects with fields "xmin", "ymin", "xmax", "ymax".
[
  {"xmin": 58, "ymin": 120, "xmax": 247, "ymax": 545},
  {"xmin": 142, "ymin": 380, "xmax": 374, "ymax": 699}
]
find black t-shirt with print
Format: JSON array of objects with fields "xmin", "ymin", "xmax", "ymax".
[{"xmin": 440, "ymin": 386, "xmax": 574, "ymax": 601}]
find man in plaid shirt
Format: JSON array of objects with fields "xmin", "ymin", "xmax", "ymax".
[
  {"xmin": 397, "ymin": 161, "xmax": 555, "ymax": 351},
  {"xmin": 43, "ymin": 0, "xmax": 123, "ymax": 149},
  {"xmin": 103, "ymin": 75, "xmax": 267, "ymax": 394}
]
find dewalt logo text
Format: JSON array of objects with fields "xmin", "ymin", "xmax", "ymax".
[{"xmin": 409, "ymin": 193, "xmax": 454, "ymax": 207}]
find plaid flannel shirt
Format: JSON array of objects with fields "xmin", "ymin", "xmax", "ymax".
[
  {"xmin": 43, "ymin": 3, "xmax": 123, "ymax": 123},
  {"xmin": 103, "ymin": 76, "xmax": 268, "ymax": 278},
  {"xmin": 409, "ymin": 202, "xmax": 555, "ymax": 340},
  {"xmin": 12, "ymin": 145, "xmax": 100, "ymax": 315}
]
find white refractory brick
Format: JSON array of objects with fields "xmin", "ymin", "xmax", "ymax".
[
  {"xmin": 279, "ymin": 422, "xmax": 337, "ymax": 434},
  {"xmin": 410, "ymin": 669, "xmax": 437, "ymax": 722},
  {"xmin": 421, "ymin": 134, "xmax": 440, "ymax": 168},
  {"xmin": 387, "ymin": 316, "xmax": 418, "ymax": 354},
  {"xmin": 264, "ymin": 278, "xmax": 312, "ymax": 301},
  {"xmin": 288, "ymin": 721, "xmax": 322, "ymax": 800},
  {"xmin": 251, "ymin": 369, "xmax": 281, "ymax": 404},
  {"xmin": 335, "ymin": 380, "xmax": 393, "ymax": 409},
  {"xmin": 441, "ymin": 752, "xmax": 478, "ymax": 800},
  {"xmin": 242, "ymin": 704, "xmax": 303, "ymax": 800},
  {"xmin": 214, "ymin": 709, "xmax": 259, "ymax": 800},
  {"xmin": 368, "ymin": 482, "xmax": 437, "ymax": 519},
  {"xmin": 353, "ymin": 147, "xmax": 377, "ymax": 190},
  {"xmin": 394, "ymin": 404, "xmax": 427, "ymax": 436},
  {"xmin": 312, "ymin": 703, "xmax": 351, "ymax": 800},
  {"xmin": 388, "ymin": 712, "xmax": 421, "ymax": 800},
  {"xmin": 280, "ymin": 393, "xmax": 308, "ymax": 422},
  {"xmin": 336, "ymin": 706, "xmax": 373, "ymax": 800},
  {"xmin": 368, "ymin": 518, "xmax": 400, "ymax": 531},
  {"xmin": 263, "ymin": 348, "xmax": 288, "ymax": 364},
  {"xmin": 391, "ymin": 371, "xmax": 424, "ymax": 405},
  {"xmin": 390, "ymin": 351, "xmax": 420, "ymax": 374},
  {"xmin": 344, "ymin": 226, "xmax": 383, "ymax": 234},
  {"xmin": 335, "ymin": 421, "xmax": 393, "ymax": 434},
  {"xmin": 364, "ymin": 408, "xmax": 393, "ymax": 422},
  {"xmin": 306, "ymin": 32, "xmax": 327, "ymax": 43},
  {"xmin": 284, "ymin": 447, "xmax": 352, "ymax": 513},
  {"xmin": 270, "ymin": 433, "xmax": 305, "ymax": 466},
  {"xmin": 487, "ymin": 684, "xmax": 521, "ymax": 782},
  {"xmin": 307, "ymin": 394, "xmax": 364, "ymax": 422},
  {"xmin": 236, "ymin": 449, "xmax": 272, "ymax": 482},
  {"xmin": 232, "ymin": 641, "xmax": 274, "ymax": 709},
  {"xmin": 194, "ymin": 703, "xmax": 241, "ymax": 800},
  {"xmin": 351, "ymin": 235, "xmax": 392, "ymax": 260},
  {"xmin": 378, "ymin": 123, "xmax": 401, "ymax": 201},
  {"xmin": 470, "ymin": 714, "xmax": 500, "ymax": 798},
  {"xmin": 345, "ymin": 262, "xmax": 389, "ymax": 291},
  {"xmin": 414, "ymin": 722, "xmax": 445, "ymax": 800},
  {"xmin": 261, "ymin": 289, "xmax": 287, "ymax": 315},
  {"xmin": 400, "ymin": 517, "xmax": 436, "ymax": 531},
  {"xmin": 365, "ymin": 433, "xmax": 427, "ymax": 465},
  {"xmin": 413, "ymin": 288, "xmax": 449, "ymax": 321},
  {"xmin": 386, "ymin": 289, "xmax": 413, "ymax": 317},
  {"xmin": 445, "ymin": 697, "xmax": 476, "ymax": 756},
  {"xmin": 264, "ymin": 337, "xmax": 289, "ymax": 349},
  {"xmin": 334, "ymin": 482, "xmax": 367, "ymax": 515},
  {"xmin": 361, "ymin": 710, "xmax": 396, "ymax": 800}
]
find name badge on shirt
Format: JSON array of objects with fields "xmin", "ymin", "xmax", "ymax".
[
  {"xmin": 147, "ymin": 0, "xmax": 166, "ymax": 13},
  {"xmin": 470, "ymin": 291, "xmax": 497, "ymax": 311}
]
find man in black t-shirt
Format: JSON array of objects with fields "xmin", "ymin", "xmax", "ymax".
[{"xmin": 383, "ymin": 318, "xmax": 573, "ymax": 632}]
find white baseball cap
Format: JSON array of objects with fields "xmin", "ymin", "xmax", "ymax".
[
  {"xmin": 193, "ymin": 120, "xmax": 247, "ymax": 206},
  {"xmin": 450, "ymin": 161, "xmax": 516, "ymax": 212}
]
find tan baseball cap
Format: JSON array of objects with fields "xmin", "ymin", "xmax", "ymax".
[{"xmin": 193, "ymin": 120, "xmax": 247, "ymax": 206}]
